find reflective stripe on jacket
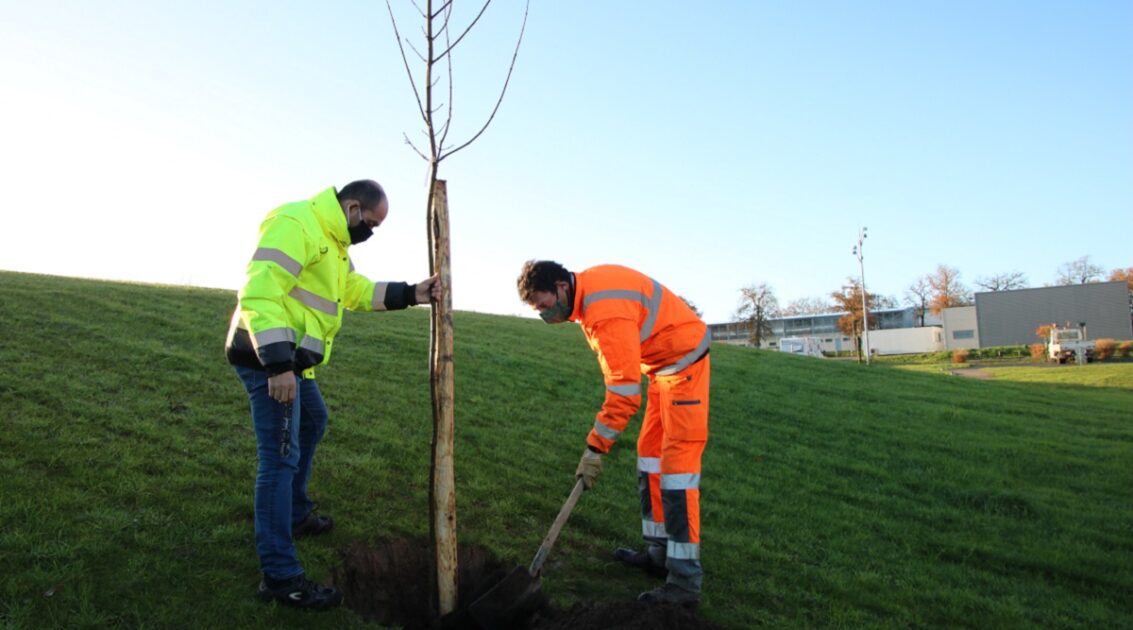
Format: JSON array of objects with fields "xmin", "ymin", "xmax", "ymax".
[
  {"xmin": 225, "ymin": 187, "xmax": 414, "ymax": 376},
  {"xmin": 569, "ymin": 265, "xmax": 710, "ymax": 452}
]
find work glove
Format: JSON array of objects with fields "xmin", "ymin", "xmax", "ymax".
[{"xmin": 575, "ymin": 449, "xmax": 603, "ymax": 490}]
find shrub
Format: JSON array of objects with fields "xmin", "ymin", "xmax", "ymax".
[
  {"xmin": 952, "ymin": 349, "xmax": 970, "ymax": 364},
  {"xmin": 966, "ymin": 345, "xmax": 1029, "ymax": 360},
  {"xmin": 1029, "ymin": 343, "xmax": 1046, "ymax": 361},
  {"xmin": 1120, "ymin": 341, "xmax": 1133, "ymax": 358},
  {"xmin": 1094, "ymin": 339, "xmax": 1116, "ymax": 361}
]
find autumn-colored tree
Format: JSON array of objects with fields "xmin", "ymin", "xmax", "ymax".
[
  {"xmin": 831, "ymin": 279, "xmax": 878, "ymax": 361},
  {"xmin": 735, "ymin": 283, "xmax": 779, "ymax": 347},
  {"xmin": 927, "ymin": 264, "xmax": 972, "ymax": 315},
  {"xmin": 974, "ymin": 271, "xmax": 1028, "ymax": 292},
  {"xmin": 904, "ymin": 276, "xmax": 931, "ymax": 326},
  {"xmin": 1035, "ymin": 324, "xmax": 1053, "ymax": 343},
  {"xmin": 1055, "ymin": 255, "xmax": 1103, "ymax": 285},
  {"xmin": 1109, "ymin": 267, "xmax": 1133, "ymax": 292}
]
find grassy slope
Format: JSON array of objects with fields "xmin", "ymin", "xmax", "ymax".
[{"xmin": 1, "ymin": 271, "xmax": 1131, "ymax": 629}]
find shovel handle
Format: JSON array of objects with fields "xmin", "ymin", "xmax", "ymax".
[{"xmin": 528, "ymin": 478, "xmax": 586, "ymax": 575}]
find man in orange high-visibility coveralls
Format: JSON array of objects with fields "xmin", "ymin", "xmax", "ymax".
[{"xmin": 517, "ymin": 260, "xmax": 710, "ymax": 606}]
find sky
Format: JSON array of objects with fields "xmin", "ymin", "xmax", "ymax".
[{"xmin": 1, "ymin": 1, "xmax": 1130, "ymax": 324}]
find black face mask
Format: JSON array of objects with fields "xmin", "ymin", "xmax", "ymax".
[
  {"xmin": 348, "ymin": 208, "xmax": 374, "ymax": 245},
  {"xmin": 348, "ymin": 222, "xmax": 373, "ymax": 245}
]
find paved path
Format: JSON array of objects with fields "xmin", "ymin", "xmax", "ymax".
[{"xmin": 951, "ymin": 367, "xmax": 993, "ymax": 380}]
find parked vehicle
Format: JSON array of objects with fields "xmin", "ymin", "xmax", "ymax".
[
  {"xmin": 779, "ymin": 336, "xmax": 825, "ymax": 358},
  {"xmin": 1047, "ymin": 324, "xmax": 1095, "ymax": 364}
]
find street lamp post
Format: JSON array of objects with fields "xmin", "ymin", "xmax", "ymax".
[{"xmin": 852, "ymin": 227, "xmax": 870, "ymax": 365}]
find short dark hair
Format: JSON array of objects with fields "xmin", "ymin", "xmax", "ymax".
[
  {"xmin": 337, "ymin": 180, "xmax": 387, "ymax": 211},
  {"xmin": 517, "ymin": 260, "xmax": 570, "ymax": 302}
]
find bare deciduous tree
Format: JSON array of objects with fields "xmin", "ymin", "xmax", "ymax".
[
  {"xmin": 781, "ymin": 296, "xmax": 834, "ymax": 316},
  {"xmin": 386, "ymin": 0, "xmax": 529, "ymax": 615},
  {"xmin": 735, "ymin": 283, "xmax": 779, "ymax": 347},
  {"xmin": 974, "ymin": 271, "xmax": 1028, "ymax": 292},
  {"xmin": 904, "ymin": 276, "xmax": 931, "ymax": 327},
  {"xmin": 873, "ymin": 294, "xmax": 899, "ymax": 309},
  {"xmin": 1055, "ymin": 255, "xmax": 1103, "ymax": 285},
  {"xmin": 927, "ymin": 264, "xmax": 972, "ymax": 315}
]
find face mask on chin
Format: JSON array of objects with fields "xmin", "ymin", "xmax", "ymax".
[
  {"xmin": 348, "ymin": 208, "xmax": 374, "ymax": 245},
  {"xmin": 539, "ymin": 291, "xmax": 572, "ymax": 324}
]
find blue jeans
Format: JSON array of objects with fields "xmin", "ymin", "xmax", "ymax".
[{"xmin": 234, "ymin": 366, "xmax": 328, "ymax": 580}]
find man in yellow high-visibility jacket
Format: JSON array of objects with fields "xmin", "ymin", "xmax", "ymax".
[{"xmin": 226, "ymin": 180, "xmax": 440, "ymax": 610}]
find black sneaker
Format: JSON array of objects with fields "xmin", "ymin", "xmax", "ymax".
[
  {"xmin": 293, "ymin": 513, "xmax": 334, "ymax": 539},
  {"xmin": 638, "ymin": 582, "xmax": 700, "ymax": 607},
  {"xmin": 613, "ymin": 547, "xmax": 668, "ymax": 579},
  {"xmin": 257, "ymin": 574, "xmax": 343, "ymax": 610}
]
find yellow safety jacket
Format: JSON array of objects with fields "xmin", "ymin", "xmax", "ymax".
[{"xmin": 225, "ymin": 187, "xmax": 416, "ymax": 377}]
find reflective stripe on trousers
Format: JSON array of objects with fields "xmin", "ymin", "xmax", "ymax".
[{"xmin": 635, "ymin": 355, "xmax": 710, "ymax": 592}]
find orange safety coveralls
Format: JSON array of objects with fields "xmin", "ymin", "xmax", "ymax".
[{"xmin": 567, "ymin": 264, "xmax": 711, "ymax": 591}]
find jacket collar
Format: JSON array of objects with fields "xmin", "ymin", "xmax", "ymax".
[
  {"xmin": 568, "ymin": 272, "xmax": 582, "ymax": 323},
  {"xmin": 310, "ymin": 187, "xmax": 349, "ymax": 247}
]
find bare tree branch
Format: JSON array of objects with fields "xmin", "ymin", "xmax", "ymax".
[
  {"xmin": 406, "ymin": 38, "xmax": 427, "ymax": 64},
  {"xmin": 410, "ymin": 0, "xmax": 426, "ymax": 18},
  {"xmin": 402, "ymin": 133, "xmax": 430, "ymax": 161},
  {"xmin": 385, "ymin": 0, "xmax": 428, "ymax": 125},
  {"xmin": 439, "ymin": 0, "xmax": 454, "ymax": 32},
  {"xmin": 434, "ymin": 0, "xmax": 492, "ymax": 63},
  {"xmin": 974, "ymin": 271, "xmax": 1027, "ymax": 292},
  {"xmin": 1056, "ymin": 255, "xmax": 1104, "ymax": 285},
  {"xmin": 424, "ymin": 0, "xmax": 438, "ymax": 169},
  {"xmin": 439, "ymin": 1, "xmax": 456, "ymax": 151},
  {"xmin": 430, "ymin": 0, "xmax": 453, "ymax": 20},
  {"xmin": 440, "ymin": 0, "xmax": 528, "ymax": 162}
]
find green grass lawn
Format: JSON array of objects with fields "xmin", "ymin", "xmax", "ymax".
[
  {"xmin": 979, "ymin": 363, "xmax": 1133, "ymax": 389},
  {"xmin": 2, "ymin": 271, "xmax": 1131, "ymax": 629}
]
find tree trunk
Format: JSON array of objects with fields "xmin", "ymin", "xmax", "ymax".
[{"xmin": 428, "ymin": 179, "xmax": 457, "ymax": 615}]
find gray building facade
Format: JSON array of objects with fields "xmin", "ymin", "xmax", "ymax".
[
  {"xmin": 710, "ymin": 307, "xmax": 917, "ymax": 351},
  {"xmin": 975, "ymin": 281, "xmax": 1132, "ymax": 346}
]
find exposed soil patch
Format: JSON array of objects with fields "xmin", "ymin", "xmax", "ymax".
[
  {"xmin": 332, "ymin": 538, "xmax": 516, "ymax": 629},
  {"xmin": 332, "ymin": 537, "xmax": 726, "ymax": 629}
]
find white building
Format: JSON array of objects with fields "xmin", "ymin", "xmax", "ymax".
[{"xmin": 942, "ymin": 306, "xmax": 980, "ymax": 350}]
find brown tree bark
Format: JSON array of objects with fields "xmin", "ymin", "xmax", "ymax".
[{"xmin": 428, "ymin": 179, "xmax": 457, "ymax": 615}]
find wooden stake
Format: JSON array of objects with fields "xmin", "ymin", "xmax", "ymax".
[{"xmin": 428, "ymin": 179, "xmax": 458, "ymax": 615}]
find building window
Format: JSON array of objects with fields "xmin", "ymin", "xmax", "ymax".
[{"xmin": 953, "ymin": 330, "xmax": 974, "ymax": 340}]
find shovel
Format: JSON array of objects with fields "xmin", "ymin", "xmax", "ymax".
[{"xmin": 468, "ymin": 478, "xmax": 586, "ymax": 629}]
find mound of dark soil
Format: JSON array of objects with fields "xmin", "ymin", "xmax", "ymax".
[{"xmin": 332, "ymin": 537, "xmax": 726, "ymax": 629}]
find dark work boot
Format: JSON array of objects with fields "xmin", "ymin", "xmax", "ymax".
[
  {"xmin": 292, "ymin": 513, "xmax": 334, "ymax": 539},
  {"xmin": 613, "ymin": 547, "xmax": 667, "ymax": 579},
  {"xmin": 638, "ymin": 582, "xmax": 700, "ymax": 607},
  {"xmin": 257, "ymin": 574, "xmax": 343, "ymax": 610}
]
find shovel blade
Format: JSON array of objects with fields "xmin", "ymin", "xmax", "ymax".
[{"xmin": 468, "ymin": 565, "xmax": 543, "ymax": 629}]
